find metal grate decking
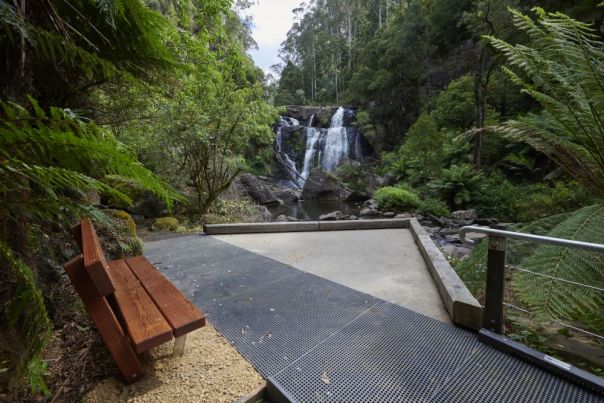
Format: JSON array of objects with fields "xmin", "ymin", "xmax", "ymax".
[{"xmin": 145, "ymin": 234, "xmax": 603, "ymax": 402}]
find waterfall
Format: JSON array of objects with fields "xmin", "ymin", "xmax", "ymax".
[
  {"xmin": 299, "ymin": 115, "xmax": 321, "ymax": 187},
  {"xmin": 321, "ymin": 107, "xmax": 348, "ymax": 172},
  {"xmin": 273, "ymin": 106, "xmax": 369, "ymax": 189},
  {"xmin": 276, "ymin": 117, "xmax": 300, "ymax": 188}
]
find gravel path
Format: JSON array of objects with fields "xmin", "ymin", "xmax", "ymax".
[{"xmin": 84, "ymin": 324, "xmax": 263, "ymax": 402}]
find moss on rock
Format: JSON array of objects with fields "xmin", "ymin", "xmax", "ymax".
[
  {"xmin": 151, "ymin": 217, "xmax": 180, "ymax": 232},
  {"xmin": 105, "ymin": 209, "xmax": 137, "ymax": 237}
]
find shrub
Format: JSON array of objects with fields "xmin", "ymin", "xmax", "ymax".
[
  {"xmin": 396, "ymin": 113, "xmax": 444, "ymax": 185},
  {"xmin": 428, "ymin": 164, "xmax": 482, "ymax": 209},
  {"xmin": 471, "ymin": 171, "xmax": 519, "ymax": 221},
  {"xmin": 515, "ymin": 181, "xmax": 595, "ymax": 222},
  {"xmin": 374, "ymin": 186, "xmax": 421, "ymax": 212},
  {"xmin": 417, "ymin": 198, "xmax": 451, "ymax": 217},
  {"xmin": 432, "ymin": 75, "xmax": 475, "ymax": 130}
]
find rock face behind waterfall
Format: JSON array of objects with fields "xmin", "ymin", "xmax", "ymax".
[
  {"xmin": 272, "ymin": 105, "xmax": 372, "ymax": 195},
  {"xmin": 301, "ymin": 169, "xmax": 353, "ymax": 201}
]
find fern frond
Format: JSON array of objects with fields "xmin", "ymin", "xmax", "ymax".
[
  {"xmin": 0, "ymin": 240, "xmax": 51, "ymax": 390},
  {"xmin": 487, "ymin": 10, "xmax": 604, "ymax": 197},
  {"xmin": 513, "ymin": 205, "xmax": 604, "ymax": 332}
]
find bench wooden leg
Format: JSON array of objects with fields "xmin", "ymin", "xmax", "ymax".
[
  {"xmin": 173, "ymin": 335, "xmax": 187, "ymax": 356},
  {"xmin": 65, "ymin": 256, "xmax": 144, "ymax": 384}
]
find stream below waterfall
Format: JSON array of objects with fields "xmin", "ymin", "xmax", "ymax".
[{"xmin": 267, "ymin": 200, "xmax": 363, "ymax": 221}]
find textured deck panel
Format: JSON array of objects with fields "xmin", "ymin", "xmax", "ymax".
[{"xmin": 146, "ymin": 234, "xmax": 603, "ymax": 402}]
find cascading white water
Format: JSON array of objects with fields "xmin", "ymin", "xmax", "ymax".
[
  {"xmin": 321, "ymin": 107, "xmax": 349, "ymax": 172},
  {"xmin": 274, "ymin": 107, "xmax": 366, "ymax": 189},
  {"xmin": 299, "ymin": 114, "xmax": 322, "ymax": 187}
]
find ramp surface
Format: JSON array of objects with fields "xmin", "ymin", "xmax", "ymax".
[{"xmin": 145, "ymin": 234, "xmax": 602, "ymax": 402}]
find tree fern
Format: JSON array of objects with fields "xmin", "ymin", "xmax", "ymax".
[
  {"xmin": 513, "ymin": 205, "xmax": 604, "ymax": 333},
  {"xmin": 485, "ymin": 8, "xmax": 604, "ymax": 197}
]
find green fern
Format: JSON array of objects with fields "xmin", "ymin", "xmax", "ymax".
[
  {"xmin": 485, "ymin": 8, "xmax": 604, "ymax": 197},
  {"xmin": 513, "ymin": 205, "xmax": 604, "ymax": 333},
  {"xmin": 455, "ymin": 212, "xmax": 572, "ymax": 296},
  {"xmin": 0, "ymin": 241, "xmax": 51, "ymax": 395}
]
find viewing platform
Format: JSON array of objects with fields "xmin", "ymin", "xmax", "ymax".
[{"xmin": 143, "ymin": 219, "xmax": 603, "ymax": 402}]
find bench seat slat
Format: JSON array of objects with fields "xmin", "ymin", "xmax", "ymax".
[
  {"xmin": 126, "ymin": 256, "xmax": 206, "ymax": 338},
  {"xmin": 107, "ymin": 260, "xmax": 173, "ymax": 353},
  {"xmin": 107, "ymin": 258, "xmax": 140, "ymax": 291}
]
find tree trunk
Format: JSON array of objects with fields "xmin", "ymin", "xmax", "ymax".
[{"xmin": 473, "ymin": 47, "xmax": 487, "ymax": 168}]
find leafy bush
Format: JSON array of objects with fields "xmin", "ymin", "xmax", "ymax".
[
  {"xmin": 432, "ymin": 75, "xmax": 476, "ymax": 130},
  {"xmin": 203, "ymin": 198, "xmax": 270, "ymax": 224},
  {"xmin": 428, "ymin": 164, "xmax": 482, "ymax": 209},
  {"xmin": 471, "ymin": 171, "xmax": 520, "ymax": 220},
  {"xmin": 515, "ymin": 181, "xmax": 595, "ymax": 222},
  {"xmin": 417, "ymin": 197, "xmax": 451, "ymax": 217},
  {"xmin": 395, "ymin": 113, "xmax": 444, "ymax": 185},
  {"xmin": 374, "ymin": 186, "xmax": 421, "ymax": 212}
]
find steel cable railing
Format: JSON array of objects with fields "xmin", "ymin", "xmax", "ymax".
[{"xmin": 459, "ymin": 225, "xmax": 604, "ymax": 393}]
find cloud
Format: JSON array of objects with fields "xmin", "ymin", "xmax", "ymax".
[{"xmin": 244, "ymin": 0, "xmax": 301, "ymax": 74}]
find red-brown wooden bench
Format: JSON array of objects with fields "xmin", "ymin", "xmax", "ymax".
[{"xmin": 64, "ymin": 218, "xmax": 205, "ymax": 383}]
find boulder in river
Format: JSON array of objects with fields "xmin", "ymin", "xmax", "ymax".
[
  {"xmin": 301, "ymin": 169, "xmax": 353, "ymax": 201},
  {"xmin": 451, "ymin": 209, "xmax": 477, "ymax": 226},
  {"xmin": 240, "ymin": 173, "xmax": 282, "ymax": 206}
]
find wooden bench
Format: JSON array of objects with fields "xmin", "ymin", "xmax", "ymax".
[{"xmin": 64, "ymin": 218, "xmax": 205, "ymax": 383}]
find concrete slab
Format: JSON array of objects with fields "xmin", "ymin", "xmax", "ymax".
[{"xmin": 214, "ymin": 229, "xmax": 451, "ymax": 323}]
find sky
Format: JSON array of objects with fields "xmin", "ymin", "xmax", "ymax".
[{"xmin": 243, "ymin": 0, "xmax": 301, "ymax": 75}]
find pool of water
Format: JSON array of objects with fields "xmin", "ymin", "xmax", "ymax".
[{"xmin": 267, "ymin": 200, "xmax": 363, "ymax": 221}]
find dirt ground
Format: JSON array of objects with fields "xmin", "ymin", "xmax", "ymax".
[{"xmin": 84, "ymin": 325, "xmax": 264, "ymax": 403}]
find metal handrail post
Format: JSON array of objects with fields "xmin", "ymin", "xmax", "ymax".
[{"xmin": 484, "ymin": 235, "xmax": 506, "ymax": 333}]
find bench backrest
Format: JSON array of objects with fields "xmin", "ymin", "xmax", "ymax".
[{"xmin": 72, "ymin": 218, "xmax": 116, "ymax": 296}]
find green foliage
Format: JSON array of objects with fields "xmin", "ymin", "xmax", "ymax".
[
  {"xmin": 391, "ymin": 113, "xmax": 443, "ymax": 185},
  {"xmin": 487, "ymin": 8, "xmax": 604, "ymax": 197},
  {"xmin": 432, "ymin": 75, "xmax": 476, "ymax": 130},
  {"xmin": 25, "ymin": 357, "xmax": 48, "ymax": 397},
  {"xmin": 0, "ymin": 241, "xmax": 51, "ymax": 395},
  {"xmin": 428, "ymin": 164, "xmax": 483, "ymax": 208},
  {"xmin": 374, "ymin": 186, "xmax": 421, "ymax": 212},
  {"xmin": 0, "ymin": 99, "xmax": 178, "ymax": 211},
  {"xmin": 334, "ymin": 164, "xmax": 369, "ymax": 195},
  {"xmin": 470, "ymin": 170, "xmax": 519, "ymax": 220},
  {"xmin": 203, "ymin": 197, "xmax": 268, "ymax": 224},
  {"xmin": 0, "ymin": 0, "xmax": 178, "ymax": 105},
  {"xmin": 514, "ymin": 181, "xmax": 596, "ymax": 222},
  {"xmin": 417, "ymin": 197, "xmax": 451, "ymax": 217},
  {"xmin": 514, "ymin": 205, "xmax": 604, "ymax": 333},
  {"xmin": 455, "ymin": 212, "xmax": 573, "ymax": 296}
]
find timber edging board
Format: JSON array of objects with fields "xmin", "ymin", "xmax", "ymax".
[
  {"xmin": 202, "ymin": 218, "xmax": 483, "ymax": 329},
  {"xmin": 203, "ymin": 218, "xmax": 408, "ymax": 234},
  {"xmin": 408, "ymin": 218, "xmax": 483, "ymax": 330}
]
